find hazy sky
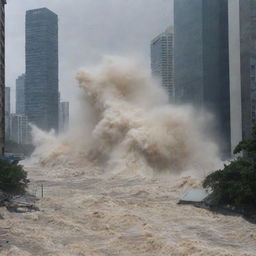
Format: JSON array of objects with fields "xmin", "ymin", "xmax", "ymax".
[{"xmin": 6, "ymin": 0, "xmax": 173, "ymax": 112}]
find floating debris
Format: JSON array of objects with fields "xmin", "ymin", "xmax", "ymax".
[{"xmin": 178, "ymin": 189, "xmax": 212, "ymax": 205}]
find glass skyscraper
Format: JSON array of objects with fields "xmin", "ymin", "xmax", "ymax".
[
  {"xmin": 151, "ymin": 27, "xmax": 174, "ymax": 101},
  {"xmin": 25, "ymin": 8, "xmax": 59, "ymax": 132},
  {"xmin": 16, "ymin": 74, "xmax": 25, "ymax": 115},
  {"xmin": 174, "ymin": 0, "xmax": 231, "ymax": 158}
]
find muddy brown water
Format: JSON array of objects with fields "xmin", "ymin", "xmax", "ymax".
[{"xmin": 0, "ymin": 165, "xmax": 255, "ymax": 256}]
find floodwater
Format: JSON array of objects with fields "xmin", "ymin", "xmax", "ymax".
[
  {"xmin": 1, "ymin": 165, "xmax": 256, "ymax": 256},
  {"xmin": 1, "ymin": 57, "xmax": 255, "ymax": 255}
]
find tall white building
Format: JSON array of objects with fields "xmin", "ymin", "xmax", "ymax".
[
  {"xmin": 59, "ymin": 101, "xmax": 69, "ymax": 133},
  {"xmin": 10, "ymin": 114, "xmax": 29, "ymax": 144},
  {"xmin": 228, "ymin": 0, "xmax": 256, "ymax": 153},
  {"xmin": 151, "ymin": 27, "xmax": 174, "ymax": 101}
]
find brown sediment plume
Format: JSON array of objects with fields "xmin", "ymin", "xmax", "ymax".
[
  {"xmin": 6, "ymin": 58, "xmax": 255, "ymax": 255},
  {"xmin": 28, "ymin": 56, "xmax": 220, "ymax": 177}
]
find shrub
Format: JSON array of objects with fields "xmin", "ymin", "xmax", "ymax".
[
  {"xmin": 0, "ymin": 160, "xmax": 29, "ymax": 194},
  {"xmin": 203, "ymin": 126, "xmax": 256, "ymax": 208}
]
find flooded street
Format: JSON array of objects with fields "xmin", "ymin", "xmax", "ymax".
[
  {"xmin": 4, "ymin": 0, "xmax": 256, "ymax": 254},
  {"xmin": 1, "ymin": 165, "xmax": 256, "ymax": 256},
  {"xmin": 1, "ymin": 59, "xmax": 255, "ymax": 255}
]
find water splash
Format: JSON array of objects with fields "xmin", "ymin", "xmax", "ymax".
[{"xmin": 28, "ymin": 56, "xmax": 220, "ymax": 177}]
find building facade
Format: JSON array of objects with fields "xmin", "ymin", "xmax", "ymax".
[
  {"xmin": 10, "ymin": 114, "xmax": 29, "ymax": 144},
  {"xmin": 174, "ymin": 0, "xmax": 231, "ymax": 158},
  {"xmin": 0, "ymin": 0, "xmax": 6, "ymax": 154},
  {"xmin": 25, "ymin": 8, "xmax": 59, "ymax": 132},
  {"xmin": 5, "ymin": 86, "xmax": 10, "ymax": 140},
  {"xmin": 16, "ymin": 74, "xmax": 25, "ymax": 115},
  {"xmin": 151, "ymin": 27, "xmax": 174, "ymax": 101},
  {"xmin": 59, "ymin": 101, "xmax": 69, "ymax": 133},
  {"xmin": 229, "ymin": 0, "xmax": 256, "ymax": 153}
]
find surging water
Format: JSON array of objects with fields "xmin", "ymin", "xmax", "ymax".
[
  {"xmin": 2, "ymin": 57, "xmax": 255, "ymax": 256},
  {"xmin": 29, "ymin": 56, "xmax": 220, "ymax": 177}
]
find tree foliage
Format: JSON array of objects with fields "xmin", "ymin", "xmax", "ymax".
[
  {"xmin": 0, "ymin": 160, "xmax": 29, "ymax": 194},
  {"xmin": 203, "ymin": 126, "xmax": 256, "ymax": 208}
]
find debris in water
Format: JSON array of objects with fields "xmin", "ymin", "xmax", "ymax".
[
  {"xmin": 5, "ymin": 195, "xmax": 39, "ymax": 213},
  {"xmin": 178, "ymin": 189, "xmax": 212, "ymax": 205}
]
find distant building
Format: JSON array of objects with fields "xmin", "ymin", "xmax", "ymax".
[
  {"xmin": 16, "ymin": 74, "xmax": 25, "ymax": 115},
  {"xmin": 0, "ymin": 0, "xmax": 6, "ymax": 154},
  {"xmin": 25, "ymin": 8, "xmax": 59, "ymax": 132},
  {"xmin": 10, "ymin": 114, "xmax": 29, "ymax": 144},
  {"xmin": 5, "ymin": 87, "xmax": 10, "ymax": 115},
  {"xmin": 59, "ymin": 101, "xmax": 69, "ymax": 133},
  {"xmin": 5, "ymin": 87, "xmax": 10, "ymax": 140},
  {"xmin": 151, "ymin": 27, "xmax": 174, "ymax": 101},
  {"xmin": 174, "ymin": 0, "xmax": 230, "ymax": 158}
]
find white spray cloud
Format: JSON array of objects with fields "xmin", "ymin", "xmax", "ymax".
[{"xmin": 28, "ymin": 56, "xmax": 220, "ymax": 177}]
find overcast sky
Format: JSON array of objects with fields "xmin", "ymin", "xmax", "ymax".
[{"xmin": 6, "ymin": 0, "xmax": 173, "ymax": 112}]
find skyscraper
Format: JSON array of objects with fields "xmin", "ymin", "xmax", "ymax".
[
  {"xmin": 0, "ymin": 0, "xmax": 6, "ymax": 154},
  {"xmin": 151, "ymin": 27, "xmax": 174, "ymax": 101},
  {"xmin": 228, "ymin": 0, "xmax": 256, "ymax": 153},
  {"xmin": 59, "ymin": 101, "xmax": 69, "ymax": 133},
  {"xmin": 5, "ymin": 87, "xmax": 10, "ymax": 141},
  {"xmin": 16, "ymin": 74, "xmax": 25, "ymax": 115},
  {"xmin": 174, "ymin": 0, "xmax": 231, "ymax": 157},
  {"xmin": 25, "ymin": 8, "xmax": 59, "ymax": 132},
  {"xmin": 10, "ymin": 114, "xmax": 29, "ymax": 145},
  {"xmin": 5, "ymin": 87, "xmax": 10, "ymax": 116}
]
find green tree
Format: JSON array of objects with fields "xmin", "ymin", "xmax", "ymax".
[
  {"xmin": 203, "ymin": 126, "xmax": 256, "ymax": 208},
  {"xmin": 0, "ymin": 160, "xmax": 29, "ymax": 194}
]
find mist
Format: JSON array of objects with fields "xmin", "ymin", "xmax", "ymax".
[
  {"xmin": 27, "ymin": 56, "xmax": 220, "ymax": 178},
  {"xmin": 5, "ymin": 0, "xmax": 173, "ymax": 113}
]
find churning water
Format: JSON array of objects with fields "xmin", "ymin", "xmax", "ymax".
[{"xmin": 1, "ymin": 57, "xmax": 255, "ymax": 256}]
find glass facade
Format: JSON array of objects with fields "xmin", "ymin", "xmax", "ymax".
[
  {"xmin": 10, "ymin": 114, "xmax": 29, "ymax": 145},
  {"xmin": 151, "ymin": 27, "xmax": 174, "ymax": 101},
  {"xmin": 25, "ymin": 8, "xmax": 59, "ymax": 132},
  {"xmin": 59, "ymin": 101, "xmax": 69, "ymax": 133},
  {"xmin": 16, "ymin": 73, "xmax": 25, "ymax": 115},
  {"xmin": 174, "ymin": 0, "xmax": 204, "ymax": 105},
  {"xmin": 174, "ymin": 0, "xmax": 231, "ymax": 158},
  {"xmin": 239, "ymin": 0, "xmax": 256, "ymax": 140}
]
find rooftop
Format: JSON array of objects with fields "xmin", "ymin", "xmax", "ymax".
[{"xmin": 26, "ymin": 7, "xmax": 58, "ymax": 18}]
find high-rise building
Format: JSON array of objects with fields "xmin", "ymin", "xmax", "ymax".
[
  {"xmin": 16, "ymin": 74, "xmax": 25, "ymax": 115},
  {"xmin": 0, "ymin": 0, "xmax": 6, "ymax": 154},
  {"xmin": 228, "ymin": 0, "xmax": 256, "ymax": 153},
  {"xmin": 5, "ymin": 86, "xmax": 10, "ymax": 116},
  {"xmin": 59, "ymin": 101, "xmax": 69, "ymax": 133},
  {"xmin": 174, "ymin": 0, "xmax": 231, "ymax": 157},
  {"xmin": 10, "ymin": 114, "xmax": 29, "ymax": 144},
  {"xmin": 25, "ymin": 8, "xmax": 59, "ymax": 132},
  {"xmin": 151, "ymin": 27, "xmax": 174, "ymax": 101},
  {"xmin": 5, "ymin": 87, "xmax": 10, "ymax": 140}
]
